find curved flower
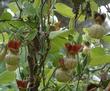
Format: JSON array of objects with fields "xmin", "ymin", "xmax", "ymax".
[
  {"xmin": 7, "ymin": 40, "xmax": 21, "ymax": 53},
  {"xmin": 65, "ymin": 43, "xmax": 82, "ymax": 55}
]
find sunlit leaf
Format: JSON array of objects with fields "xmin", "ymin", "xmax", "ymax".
[
  {"xmin": 8, "ymin": 2, "xmax": 19, "ymax": 14},
  {"xmin": 48, "ymin": 53, "xmax": 63, "ymax": 67},
  {"xmin": 69, "ymin": 18, "xmax": 74, "ymax": 32},
  {"xmin": 33, "ymin": 0, "xmax": 41, "ymax": 10},
  {"xmin": 50, "ymin": 36, "xmax": 67, "ymax": 53},
  {"xmin": 102, "ymin": 35, "xmax": 110, "ymax": 42},
  {"xmin": 90, "ymin": 0, "xmax": 98, "ymax": 12},
  {"xmin": 49, "ymin": 29, "xmax": 68, "ymax": 39},
  {"xmin": 90, "ymin": 47, "xmax": 110, "ymax": 66},
  {"xmin": 22, "ymin": 3, "xmax": 36, "ymax": 17},
  {"xmin": 26, "ymin": 29, "xmax": 37, "ymax": 41},
  {"xmin": 91, "ymin": 47, "xmax": 105, "ymax": 56},
  {"xmin": 0, "ymin": 71, "xmax": 16, "ymax": 84},
  {"xmin": 0, "ymin": 33, "xmax": 9, "ymax": 42},
  {"xmin": 0, "ymin": 11, "xmax": 12, "ymax": 20},
  {"xmin": 90, "ymin": 55, "xmax": 110, "ymax": 66},
  {"xmin": 0, "ymin": 22, "xmax": 10, "ymax": 32},
  {"xmin": 55, "ymin": 3, "xmax": 74, "ymax": 18}
]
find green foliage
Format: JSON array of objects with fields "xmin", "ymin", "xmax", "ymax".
[
  {"xmin": 26, "ymin": 29, "xmax": 37, "ymax": 41},
  {"xmin": 33, "ymin": 0, "xmax": 41, "ymax": 10},
  {"xmin": 49, "ymin": 29, "xmax": 68, "ymax": 39},
  {"xmin": 0, "ymin": 33, "xmax": 9, "ymax": 42},
  {"xmin": 49, "ymin": 29, "xmax": 73, "ymax": 53},
  {"xmin": 50, "ymin": 35, "xmax": 67, "ymax": 53},
  {"xmin": 90, "ymin": 0, "xmax": 98, "ymax": 12},
  {"xmin": 0, "ymin": 22, "xmax": 9, "ymax": 32},
  {"xmin": 0, "ymin": 71, "xmax": 15, "ymax": 84},
  {"xmin": 48, "ymin": 53, "xmax": 63, "ymax": 67},
  {"xmin": 69, "ymin": 18, "xmax": 74, "ymax": 32},
  {"xmin": 0, "ymin": 11, "xmax": 12, "ymax": 20},
  {"xmin": 55, "ymin": 3, "xmax": 74, "ymax": 18},
  {"xmin": 102, "ymin": 35, "xmax": 110, "ymax": 42},
  {"xmin": 22, "ymin": 2, "xmax": 37, "ymax": 17},
  {"xmin": 8, "ymin": 2, "xmax": 19, "ymax": 14},
  {"xmin": 90, "ymin": 47, "xmax": 110, "ymax": 66},
  {"xmin": 0, "ymin": 63, "xmax": 6, "ymax": 73}
]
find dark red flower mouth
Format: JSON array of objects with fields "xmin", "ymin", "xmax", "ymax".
[
  {"xmin": 65, "ymin": 43, "xmax": 82, "ymax": 55},
  {"xmin": 16, "ymin": 80, "xmax": 28, "ymax": 89},
  {"xmin": 7, "ymin": 40, "xmax": 21, "ymax": 52}
]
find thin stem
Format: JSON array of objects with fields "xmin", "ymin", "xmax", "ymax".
[
  {"xmin": 40, "ymin": 0, "xmax": 46, "ymax": 31},
  {"xmin": 76, "ymin": 55, "xmax": 88, "ymax": 90},
  {"xmin": 15, "ymin": 0, "xmax": 22, "ymax": 18},
  {"xmin": 42, "ymin": 65, "xmax": 46, "ymax": 88},
  {"xmin": 39, "ymin": 36, "xmax": 50, "ymax": 68},
  {"xmin": 1, "ymin": 32, "xmax": 5, "ymax": 43},
  {"xmin": 76, "ymin": 76, "xmax": 80, "ymax": 91},
  {"xmin": 47, "ymin": 0, "xmax": 51, "ymax": 25}
]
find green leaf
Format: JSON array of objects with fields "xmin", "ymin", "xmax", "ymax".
[
  {"xmin": 90, "ymin": 1, "xmax": 98, "ymax": 12},
  {"xmin": 74, "ymin": 32, "xmax": 82, "ymax": 44},
  {"xmin": 0, "ymin": 71, "xmax": 16, "ymax": 84},
  {"xmin": 102, "ymin": 35, "xmax": 110, "ymax": 43},
  {"xmin": 0, "ymin": 22, "xmax": 10, "ymax": 32},
  {"xmin": 49, "ymin": 29, "xmax": 71, "ymax": 53},
  {"xmin": 8, "ymin": 21, "xmax": 27, "ymax": 28},
  {"xmin": 26, "ymin": 29, "xmax": 37, "ymax": 41},
  {"xmin": 77, "ymin": 62, "xmax": 82, "ymax": 75},
  {"xmin": 90, "ymin": 47, "xmax": 110, "ymax": 66},
  {"xmin": 19, "ymin": 47, "xmax": 27, "ymax": 67},
  {"xmin": 45, "ymin": 68, "xmax": 55, "ymax": 84},
  {"xmin": 8, "ymin": 20, "xmax": 36, "ymax": 29},
  {"xmin": 40, "ymin": 68, "xmax": 55, "ymax": 89},
  {"xmin": 69, "ymin": 18, "xmax": 74, "ymax": 32},
  {"xmin": 0, "ymin": 11, "xmax": 12, "ymax": 20},
  {"xmin": 7, "ymin": 88, "xmax": 15, "ymax": 91},
  {"xmin": 50, "ymin": 36, "xmax": 67, "ymax": 53},
  {"xmin": 48, "ymin": 53, "xmax": 63, "ymax": 67},
  {"xmin": 55, "ymin": 3, "xmax": 74, "ymax": 18},
  {"xmin": 33, "ymin": 0, "xmax": 41, "ymax": 10},
  {"xmin": 0, "ymin": 63, "xmax": 6, "ymax": 73},
  {"xmin": 42, "ymin": 3, "xmax": 49, "ymax": 16},
  {"xmin": 90, "ymin": 55, "xmax": 110, "ymax": 66},
  {"xmin": 49, "ymin": 29, "xmax": 68, "ymax": 39},
  {"xmin": 0, "ymin": 2, "xmax": 4, "ymax": 16},
  {"xmin": 49, "ymin": 28, "xmax": 75, "ymax": 53},
  {"xmin": 8, "ymin": 2, "xmax": 19, "ymax": 14},
  {"xmin": 91, "ymin": 47, "xmax": 105, "ymax": 56},
  {"xmin": 22, "ymin": 3, "xmax": 36, "ymax": 17},
  {"xmin": 0, "ymin": 33, "xmax": 9, "ymax": 42},
  {"xmin": 83, "ymin": 28, "xmax": 89, "ymax": 34}
]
